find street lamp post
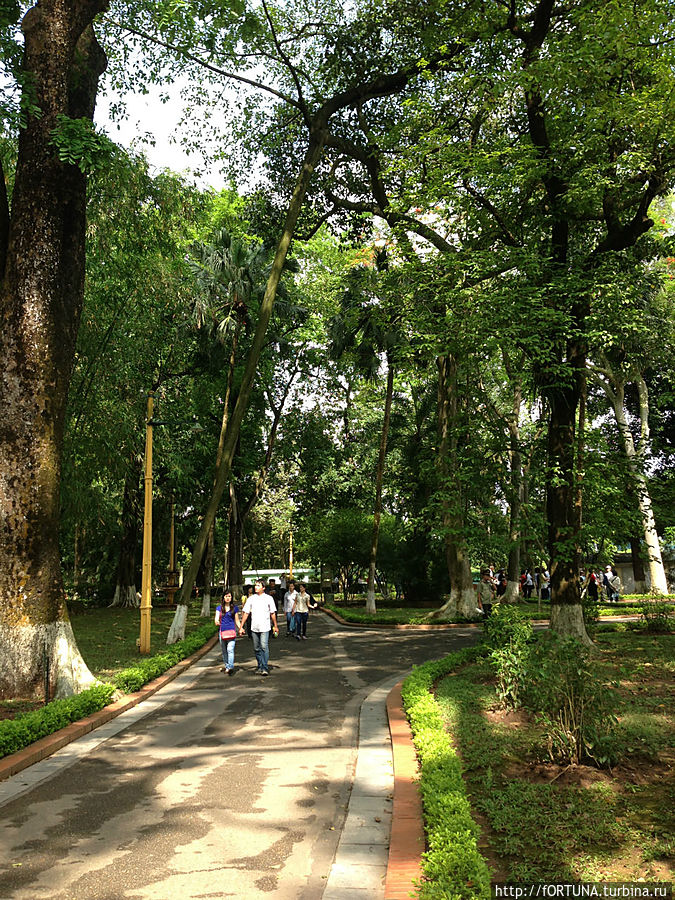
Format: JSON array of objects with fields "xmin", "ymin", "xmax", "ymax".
[
  {"xmin": 289, "ymin": 528, "xmax": 294, "ymax": 580},
  {"xmin": 140, "ymin": 392, "xmax": 154, "ymax": 654},
  {"xmin": 139, "ymin": 402, "xmax": 202, "ymax": 653}
]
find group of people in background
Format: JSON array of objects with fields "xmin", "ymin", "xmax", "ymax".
[
  {"xmin": 485, "ymin": 565, "xmax": 551, "ymax": 602},
  {"xmin": 582, "ymin": 566, "xmax": 622, "ymax": 603},
  {"xmin": 213, "ymin": 577, "xmax": 318, "ymax": 678},
  {"xmin": 477, "ymin": 562, "xmax": 622, "ymax": 617}
]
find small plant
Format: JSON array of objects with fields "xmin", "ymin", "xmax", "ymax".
[
  {"xmin": 484, "ymin": 604, "xmax": 533, "ymax": 709},
  {"xmin": 523, "ymin": 633, "xmax": 618, "ymax": 765},
  {"xmin": 483, "ymin": 603, "xmax": 532, "ymax": 650},
  {"xmin": 638, "ymin": 598, "xmax": 675, "ymax": 633},
  {"xmin": 581, "ymin": 591, "xmax": 600, "ymax": 634}
]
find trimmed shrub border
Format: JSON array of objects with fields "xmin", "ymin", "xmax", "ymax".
[
  {"xmin": 401, "ymin": 645, "xmax": 491, "ymax": 900},
  {"xmin": 0, "ymin": 624, "xmax": 217, "ymax": 770}
]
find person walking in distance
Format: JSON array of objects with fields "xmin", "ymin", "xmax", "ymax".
[
  {"xmin": 283, "ymin": 580, "xmax": 298, "ymax": 636},
  {"xmin": 239, "ymin": 580, "xmax": 279, "ymax": 676},
  {"xmin": 267, "ymin": 578, "xmax": 280, "ymax": 612},
  {"xmin": 292, "ymin": 582, "xmax": 317, "ymax": 639},
  {"xmin": 214, "ymin": 590, "xmax": 241, "ymax": 676},
  {"xmin": 477, "ymin": 569, "xmax": 496, "ymax": 618}
]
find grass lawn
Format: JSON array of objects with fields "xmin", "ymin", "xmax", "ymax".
[
  {"xmin": 325, "ymin": 597, "xmax": 669, "ymax": 626},
  {"xmin": 434, "ymin": 631, "xmax": 675, "ymax": 883},
  {"xmin": 69, "ymin": 603, "xmax": 214, "ymax": 680}
]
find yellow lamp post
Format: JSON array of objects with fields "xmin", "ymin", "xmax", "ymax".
[
  {"xmin": 139, "ymin": 392, "xmax": 154, "ymax": 654},
  {"xmin": 289, "ymin": 528, "xmax": 294, "ymax": 580},
  {"xmin": 139, "ymin": 401, "xmax": 201, "ymax": 653}
]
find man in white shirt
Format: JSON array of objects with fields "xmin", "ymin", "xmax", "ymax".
[{"xmin": 239, "ymin": 580, "xmax": 279, "ymax": 676}]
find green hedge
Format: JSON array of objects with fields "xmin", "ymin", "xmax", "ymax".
[
  {"xmin": 0, "ymin": 623, "xmax": 215, "ymax": 761},
  {"xmin": 401, "ymin": 646, "xmax": 491, "ymax": 900},
  {"xmin": 112, "ymin": 623, "xmax": 215, "ymax": 692},
  {"xmin": 0, "ymin": 684, "xmax": 116, "ymax": 758}
]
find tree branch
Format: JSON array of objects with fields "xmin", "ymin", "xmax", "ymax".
[
  {"xmin": 462, "ymin": 179, "xmax": 521, "ymax": 247},
  {"xmin": 107, "ymin": 19, "xmax": 302, "ymax": 109},
  {"xmin": 261, "ymin": 0, "xmax": 310, "ymax": 124},
  {"xmin": 594, "ymin": 177, "xmax": 662, "ymax": 254}
]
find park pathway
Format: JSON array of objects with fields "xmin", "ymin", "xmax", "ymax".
[{"xmin": 0, "ymin": 612, "xmax": 477, "ymax": 900}]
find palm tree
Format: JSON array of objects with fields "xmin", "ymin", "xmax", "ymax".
[{"xmin": 167, "ymin": 229, "xmax": 264, "ymax": 640}]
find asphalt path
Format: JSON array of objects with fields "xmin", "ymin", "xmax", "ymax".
[{"xmin": 0, "ymin": 611, "xmax": 478, "ymax": 900}]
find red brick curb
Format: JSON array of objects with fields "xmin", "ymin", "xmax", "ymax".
[
  {"xmin": 0, "ymin": 634, "xmax": 219, "ymax": 782},
  {"xmin": 384, "ymin": 680, "xmax": 425, "ymax": 900}
]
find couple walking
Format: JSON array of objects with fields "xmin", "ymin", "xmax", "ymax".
[
  {"xmin": 282, "ymin": 580, "xmax": 318, "ymax": 640},
  {"xmin": 214, "ymin": 580, "xmax": 278, "ymax": 676},
  {"xmin": 216, "ymin": 578, "xmax": 316, "ymax": 677},
  {"xmin": 215, "ymin": 580, "xmax": 278, "ymax": 676}
]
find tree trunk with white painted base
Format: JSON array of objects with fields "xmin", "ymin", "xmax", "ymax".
[
  {"xmin": 546, "ymin": 371, "xmax": 593, "ymax": 649},
  {"xmin": 429, "ymin": 354, "xmax": 477, "ymax": 621},
  {"xmin": 430, "ymin": 553, "xmax": 478, "ymax": 620},
  {"xmin": 166, "ymin": 603, "xmax": 188, "ymax": 645},
  {"xmin": 111, "ymin": 585, "xmax": 139, "ymax": 609},
  {"xmin": 110, "ymin": 472, "xmax": 140, "ymax": 608},
  {"xmin": 590, "ymin": 363, "xmax": 668, "ymax": 595},
  {"xmin": 0, "ymin": 4, "xmax": 108, "ymax": 698},
  {"xmin": 503, "ymin": 581, "xmax": 520, "ymax": 604}
]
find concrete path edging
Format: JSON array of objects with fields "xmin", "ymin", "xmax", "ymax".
[{"xmin": 0, "ymin": 634, "xmax": 218, "ymax": 782}]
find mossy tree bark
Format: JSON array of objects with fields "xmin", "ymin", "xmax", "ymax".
[{"xmin": 0, "ymin": 0, "xmax": 109, "ymax": 699}]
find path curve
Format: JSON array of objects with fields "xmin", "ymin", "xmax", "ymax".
[{"xmin": 0, "ymin": 611, "xmax": 478, "ymax": 899}]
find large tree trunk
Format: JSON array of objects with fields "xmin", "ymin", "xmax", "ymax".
[
  {"xmin": 200, "ymin": 523, "xmax": 215, "ymax": 617},
  {"xmin": 0, "ymin": 3, "xmax": 109, "ymax": 700},
  {"xmin": 110, "ymin": 467, "xmax": 141, "ymax": 608},
  {"xmin": 429, "ymin": 355, "xmax": 476, "ymax": 620},
  {"xmin": 613, "ymin": 376, "xmax": 667, "ymax": 594},
  {"xmin": 590, "ymin": 363, "xmax": 668, "ymax": 595},
  {"xmin": 366, "ymin": 360, "xmax": 394, "ymax": 616},
  {"xmin": 630, "ymin": 536, "xmax": 647, "ymax": 594},
  {"xmin": 546, "ymin": 367, "xmax": 591, "ymax": 646}
]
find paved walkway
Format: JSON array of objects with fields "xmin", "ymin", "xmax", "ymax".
[{"xmin": 0, "ymin": 612, "xmax": 478, "ymax": 899}]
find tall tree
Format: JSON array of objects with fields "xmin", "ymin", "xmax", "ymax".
[
  {"xmin": 313, "ymin": 0, "xmax": 675, "ymax": 639},
  {"xmin": 0, "ymin": 0, "xmax": 110, "ymax": 699},
  {"xmin": 328, "ymin": 255, "xmax": 401, "ymax": 614},
  {"xmin": 587, "ymin": 271, "xmax": 675, "ymax": 594}
]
